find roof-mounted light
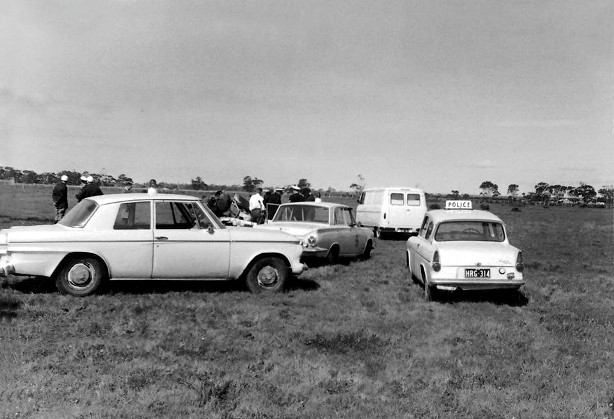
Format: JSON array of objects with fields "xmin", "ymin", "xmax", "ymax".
[{"xmin": 445, "ymin": 200, "xmax": 472, "ymax": 210}]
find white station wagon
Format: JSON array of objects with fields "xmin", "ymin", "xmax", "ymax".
[
  {"xmin": 406, "ymin": 201, "xmax": 525, "ymax": 301},
  {"xmin": 0, "ymin": 193, "xmax": 306, "ymax": 296},
  {"xmin": 256, "ymin": 202, "xmax": 374, "ymax": 264}
]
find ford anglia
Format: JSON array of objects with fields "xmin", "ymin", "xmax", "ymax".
[
  {"xmin": 0, "ymin": 193, "xmax": 306, "ymax": 296},
  {"xmin": 406, "ymin": 200, "xmax": 525, "ymax": 301}
]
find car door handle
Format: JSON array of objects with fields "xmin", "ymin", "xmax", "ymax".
[{"xmin": 155, "ymin": 236, "xmax": 168, "ymax": 240}]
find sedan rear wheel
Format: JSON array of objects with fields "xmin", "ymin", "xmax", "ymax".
[
  {"xmin": 246, "ymin": 257, "xmax": 288, "ymax": 294},
  {"xmin": 56, "ymin": 257, "xmax": 106, "ymax": 297}
]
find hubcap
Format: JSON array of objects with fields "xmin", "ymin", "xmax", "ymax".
[
  {"xmin": 67, "ymin": 263, "xmax": 94, "ymax": 287},
  {"xmin": 257, "ymin": 266, "xmax": 279, "ymax": 287}
]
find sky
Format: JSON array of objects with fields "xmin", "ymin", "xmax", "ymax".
[{"xmin": 1, "ymin": 0, "xmax": 613, "ymax": 195}]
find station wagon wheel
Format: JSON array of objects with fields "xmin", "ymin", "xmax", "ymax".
[
  {"xmin": 56, "ymin": 257, "xmax": 106, "ymax": 297},
  {"xmin": 326, "ymin": 246, "xmax": 339, "ymax": 264},
  {"xmin": 246, "ymin": 257, "xmax": 288, "ymax": 294}
]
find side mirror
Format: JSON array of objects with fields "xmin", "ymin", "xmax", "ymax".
[{"xmin": 207, "ymin": 225, "xmax": 214, "ymax": 234}]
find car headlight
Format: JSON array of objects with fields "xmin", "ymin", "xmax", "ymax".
[{"xmin": 307, "ymin": 236, "xmax": 317, "ymax": 247}]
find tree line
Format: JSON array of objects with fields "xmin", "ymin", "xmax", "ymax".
[
  {"xmin": 0, "ymin": 166, "xmax": 335, "ymax": 195},
  {"xmin": 477, "ymin": 180, "xmax": 613, "ymax": 204}
]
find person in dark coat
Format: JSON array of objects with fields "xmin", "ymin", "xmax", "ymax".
[
  {"xmin": 288, "ymin": 186, "xmax": 304, "ymax": 203},
  {"xmin": 302, "ymin": 187, "xmax": 315, "ymax": 202},
  {"xmin": 52, "ymin": 175, "xmax": 69, "ymax": 222},
  {"xmin": 76, "ymin": 176, "xmax": 103, "ymax": 202},
  {"xmin": 214, "ymin": 190, "xmax": 232, "ymax": 217}
]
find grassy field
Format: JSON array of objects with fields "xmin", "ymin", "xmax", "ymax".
[{"xmin": 1, "ymin": 184, "xmax": 613, "ymax": 418}]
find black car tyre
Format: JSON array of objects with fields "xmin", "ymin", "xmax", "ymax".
[
  {"xmin": 359, "ymin": 240, "xmax": 373, "ymax": 260},
  {"xmin": 56, "ymin": 257, "xmax": 106, "ymax": 297},
  {"xmin": 326, "ymin": 246, "xmax": 339, "ymax": 264},
  {"xmin": 246, "ymin": 257, "xmax": 288, "ymax": 294},
  {"xmin": 424, "ymin": 277, "xmax": 436, "ymax": 302}
]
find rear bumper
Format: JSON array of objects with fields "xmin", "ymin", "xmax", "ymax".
[
  {"xmin": 380, "ymin": 227, "xmax": 419, "ymax": 235},
  {"xmin": 431, "ymin": 279, "xmax": 525, "ymax": 291}
]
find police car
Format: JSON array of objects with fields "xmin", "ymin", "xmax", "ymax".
[{"xmin": 405, "ymin": 200, "xmax": 525, "ymax": 301}]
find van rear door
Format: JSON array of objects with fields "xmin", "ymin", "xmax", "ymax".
[{"xmin": 387, "ymin": 192, "xmax": 424, "ymax": 232}]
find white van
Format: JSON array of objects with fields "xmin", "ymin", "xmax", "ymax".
[{"xmin": 356, "ymin": 187, "xmax": 427, "ymax": 238}]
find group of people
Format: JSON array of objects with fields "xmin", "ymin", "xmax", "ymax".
[
  {"xmin": 52, "ymin": 176, "xmax": 321, "ymax": 225},
  {"xmin": 51, "ymin": 176, "xmax": 159, "ymax": 223},
  {"xmin": 52, "ymin": 175, "xmax": 104, "ymax": 223}
]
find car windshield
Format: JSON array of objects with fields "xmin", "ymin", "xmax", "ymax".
[
  {"xmin": 434, "ymin": 221, "xmax": 505, "ymax": 242},
  {"xmin": 273, "ymin": 205, "xmax": 329, "ymax": 223},
  {"xmin": 59, "ymin": 199, "xmax": 98, "ymax": 228}
]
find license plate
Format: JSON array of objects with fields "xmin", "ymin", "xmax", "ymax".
[{"xmin": 465, "ymin": 268, "xmax": 491, "ymax": 278}]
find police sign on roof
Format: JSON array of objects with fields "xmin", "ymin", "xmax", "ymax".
[{"xmin": 445, "ymin": 200, "xmax": 472, "ymax": 210}]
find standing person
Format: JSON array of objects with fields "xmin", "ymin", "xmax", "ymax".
[
  {"xmin": 148, "ymin": 179, "xmax": 158, "ymax": 194},
  {"xmin": 249, "ymin": 187, "xmax": 265, "ymax": 224},
  {"xmin": 52, "ymin": 175, "xmax": 69, "ymax": 223},
  {"xmin": 76, "ymin": 176, "xmax": 103, "ymax": 202},
  {"xmin": 289, "ymin": 186, "xmax": 304, "ymax": 203},
  {"xmin": 266, "ymin": 189, "xmax": 282, "ymax": 220},
  {"xmin": 302, "ymin": 187, "xmax": 315, "ymax": 202}
]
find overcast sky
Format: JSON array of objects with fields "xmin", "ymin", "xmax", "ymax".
[{"xmin": 2, "ymin": 0, "xmax": 612, "ymax": 194}]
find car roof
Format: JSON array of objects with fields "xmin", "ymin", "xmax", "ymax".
[
  {"xmin": 280, "ymin": 202, "xmax": 349, "ymax": 209},
  {"xmin": 86, "ymin": 193, "xmax": 200, "ymax": 205},
  {"xmin": 427, "ymin": 209, "xmax": 503, "ymax": 223}
]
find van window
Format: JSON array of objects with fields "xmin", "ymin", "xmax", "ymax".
[
  {"xmin": 407, "ymin": 193, "xmax": 421, "ymax": 206},
  {"xmin": 390, "ymin": 193, "xmax": 404, "ymax": 205}
]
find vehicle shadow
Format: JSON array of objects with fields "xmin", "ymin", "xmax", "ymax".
[
  {"xmin": 3, "ymin": 275, "xmax": 319, "ymax": 295},
  {"xmin": 435, "ymin": 288, "xmax": 529, "ymax": 307}
]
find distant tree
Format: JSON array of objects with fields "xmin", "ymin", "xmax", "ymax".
[
  {"xmin": 117, "ymin": 174, "xmax": 134, "ymax": 186},
  {"xmin": 451, "ymin": 190, "xmax": 460, "ymax": 198},
  {"xmin": 479, "ymin": 181, "xmax": 499, "ymax": 198},
  {"xmin": 40, "ymin": 172, "xmax": 58, "ymax": 184},
  {"xmin": 598, "ymin": 186, "xmax": 614, "ymax": 206},
  {"xmin": 573, "ymin": 183, "xmax": 596, "ymax": 203},
  {"xmin": 191, "ymin": 176, "xmax": 207, "ymax": 190},
  {"xmin": 534, "ymin": 182, "xmax": 549, "ymax": 197},
  {"xmin": 507, "ymin": 184, "xmax": 519, "ymax": 197},
  {"xmin": 22, "ymin": 170, "xmax": 39, "ymax": 184}
]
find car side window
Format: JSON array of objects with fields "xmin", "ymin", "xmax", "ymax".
[
  {"xmin": 334, "ymin": 208, "xmax": 352, "ymax": 226},
  {"xmin": 155, "ymin": 202, "xmax": 195, "ymax": 229},
  {"xmin": 424, "ymin": 222, "xmax": 434, "ymax": 240},
  {"xmin": 114, "ymin": 202, "xmax": 151, "ymax": 230},
  {"xmin": 419, "ymin": 216, "xmax": 429, "ymax": 237}
]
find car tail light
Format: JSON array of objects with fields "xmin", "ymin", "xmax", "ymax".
[
  {"xmin": 516, "ymin": 252, "xmax": 524, "ymax": 272},
  {"xmin": 432, "ymin": 251, "xmax": 441, "ymax": 272}
]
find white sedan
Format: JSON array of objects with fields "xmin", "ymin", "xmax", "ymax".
[
  {"xmin": 406, "ymin": 201, "xmax": 525, "ymax": 301},
  {"xmin": 0, "ymin": 193, "xmax": 306, "ymax": 296}
]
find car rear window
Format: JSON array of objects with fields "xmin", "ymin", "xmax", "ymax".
[
  {"xmin": 59, "ymin": 199, "xmax": 98, "ymax": 228},
  {"xmin": 434, "ymin": 221, "xmax": 505, "ymax": 242}
]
